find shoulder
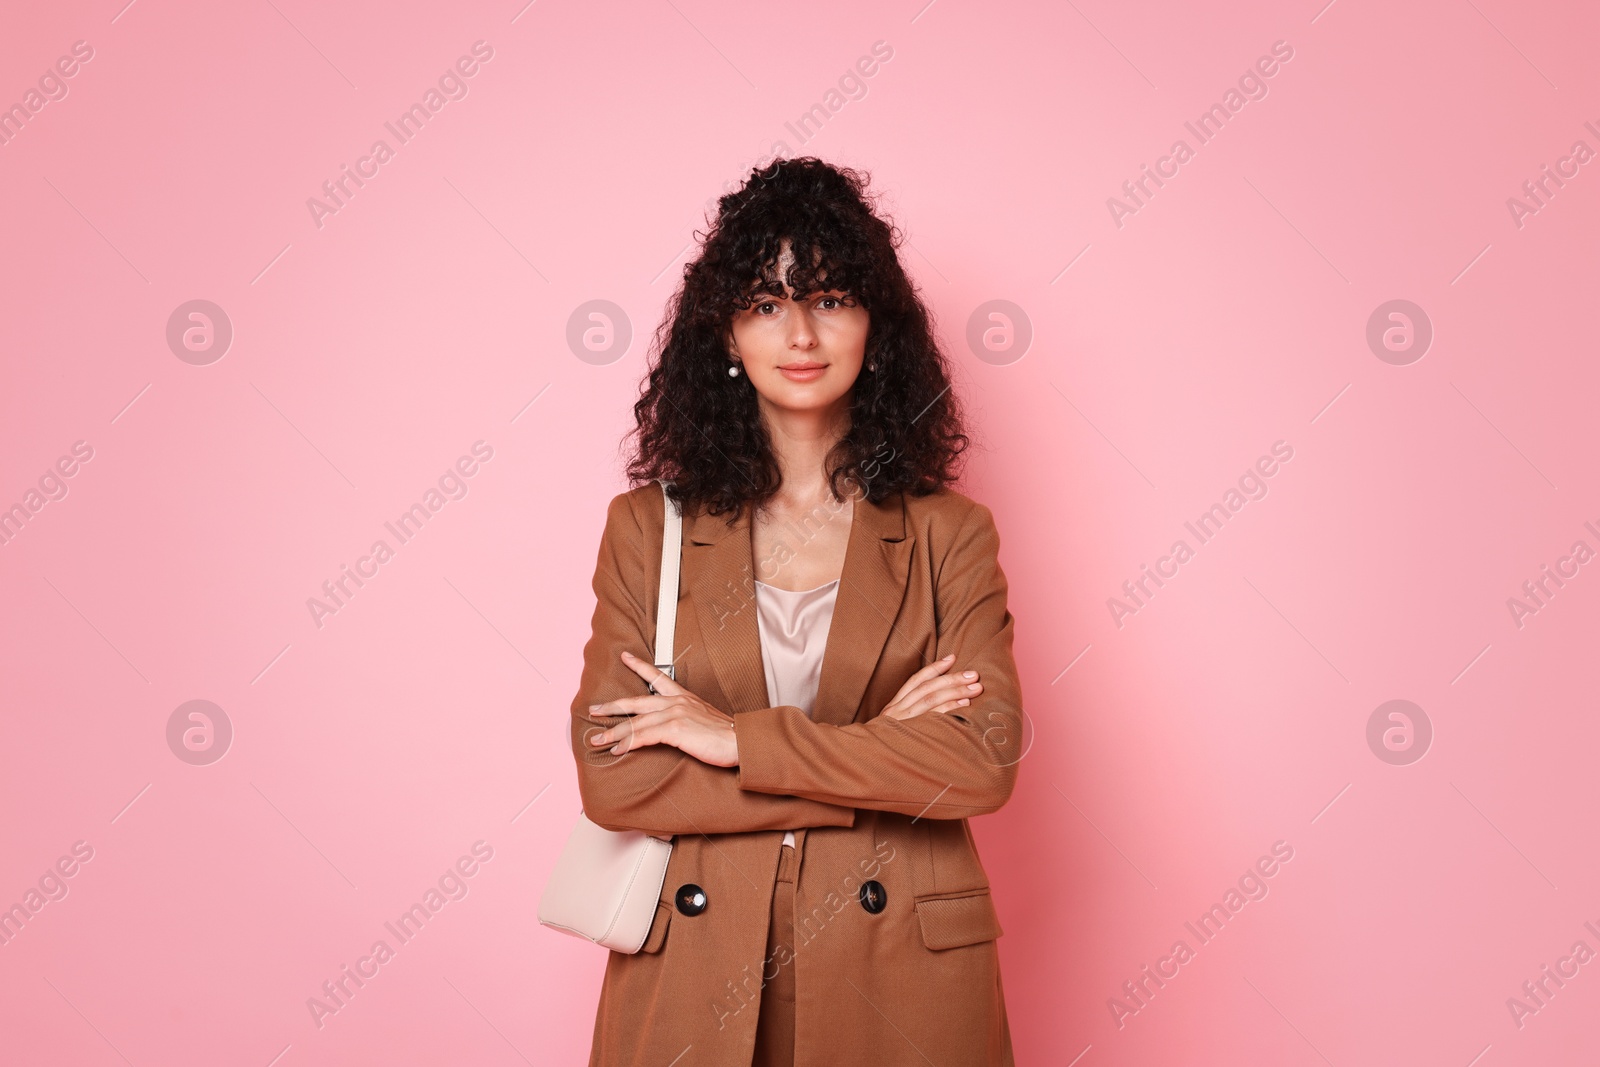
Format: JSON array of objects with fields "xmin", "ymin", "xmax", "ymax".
[
  {"xmin": 900, "ymin": 486, "xmax": 999, "ymax": 560},
  {"xmin": 600, "ymin": 482, "xmax": 668, "ymax": 547},
  {"xmin": 901, "ymin": 485, "xmax": 990, "ymax": 531},
  {"xmin": 612, "ymin": 481, "xmax": 667, "ymax": 520}
]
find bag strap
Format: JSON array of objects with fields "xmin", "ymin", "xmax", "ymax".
[{"xmin": 652, "ymin": 478, "xmax": 683, "ymax": 688}]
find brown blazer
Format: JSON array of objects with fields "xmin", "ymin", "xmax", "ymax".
[{"xmin": 570, "ymin": 480, "xmax": 1024, "ymax": 1066}]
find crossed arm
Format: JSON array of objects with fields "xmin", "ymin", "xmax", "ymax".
[{"xmin": 569, "ymin": 490, "xmax": 1024, "ymax": 837}]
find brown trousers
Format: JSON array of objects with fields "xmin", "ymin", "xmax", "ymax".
[{"xmin": 750, "ymin": 844, "xmax": 798, "ymax": 1067}]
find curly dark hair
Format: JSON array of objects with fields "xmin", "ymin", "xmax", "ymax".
[{"xmin": 620, "ymin": 156, "xmax": 972, "ymax": 522}]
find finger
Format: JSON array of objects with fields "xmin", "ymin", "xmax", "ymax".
[
  {"xmin": 608, "ymin": 711, "xmax": 696, "ymax": 755},
  {"xmin": 914, "ymin": 698, "xmax": 974, "ymax": 719},
  {"xmin": 888, "ymin": 654, "xmax": 958, "ymax": 704},
  {"xmin": 902, "ymin": 653, "xmax": 957, "ymax": 688},
  {"xmin": 609, "ymin": 728, "xmax": 655, "ymax": 755},
  {"xmin": 620, "ymin": 650, "xmax": 681, "ymax": 695},
  {"xmin": 908, "ymin": 680, "xmax": 981, "ymax": 717},
  {"xmin": 590, "ymin": 709, "xmax": 670, "ymax": 749},
  {"xmin": 890, "ymin": 695, "xmax": 971, "ymax": 722},
  {"xmin": 588, "ymin": 694, "xmax": 669, "ymax": 717},
  {"xmin": 884, "ymin": 686, "xmax": 969, "ymax": 721},
  {"xmin": 588, "ymin": 694, "xmax": 643, "ymax": 716},
  {"xmin": 904, "ymin": 663, "xmax": 975, "ymax": 700},
  {"xmin": 609, "ymin": 725, "xmax": 652, "ymax": 755},
  {"xmin": 906, "ymin": 676, "xmax": 981, "ymax": 710},
  {"xmin": 879, "ymin": 658, "xmax": 970, "ymax": 719}
]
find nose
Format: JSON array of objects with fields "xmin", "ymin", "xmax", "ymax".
[{"xmin": 786, "ymin": 305, "xmax": 819, "ymax": 350}]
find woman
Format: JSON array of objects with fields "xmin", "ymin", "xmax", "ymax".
[{"xmin": 571, "ymin": 157, "xmax": 1023, "ymax": 1066}]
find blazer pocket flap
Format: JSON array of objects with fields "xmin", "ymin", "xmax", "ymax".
[
  {"xmin": 641, "ymin": 900, "xmax": 672, "ymax": 954},
  {"xmin": 914, "ymin": 888, "xmax": 1003, "ymax": 951}
]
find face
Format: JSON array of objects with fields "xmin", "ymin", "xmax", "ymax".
[{"xmin": 725, "ymin": 242, "xmax": 870, "ymax": 419}]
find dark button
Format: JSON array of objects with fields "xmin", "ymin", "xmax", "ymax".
[
  {"xmin": 859, "ymin": 880, "xmax": 887, "ymax": 914},
  {"xmin": 675, "ymin": 883, "xmax": 708, "ymax": 916}
]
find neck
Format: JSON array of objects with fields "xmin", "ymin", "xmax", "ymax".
[{"xmin": 761, "ymin": 405, "xmax": 850, "ymax": 509}]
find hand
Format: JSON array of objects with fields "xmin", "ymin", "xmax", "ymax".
[
  {"xmin": 879, "ymin": 653, "xmax": 983, "ymax": 721},
  {"xmin": 585, "ymin": 651, "xmax": 740, "ymax": 767}
]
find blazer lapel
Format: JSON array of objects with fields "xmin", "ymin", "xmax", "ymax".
[{"xmin": 687, "ymin": 488, "xmax": 914, "ymax": 727}]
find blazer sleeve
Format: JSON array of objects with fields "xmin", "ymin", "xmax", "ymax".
[
  {"xmin": 569, "ymin": 490, "xmax": 858, "ymax": 837},
  {"xmin": 733, "ymin": 499, "xmax": 1023, "ymax": 819}
]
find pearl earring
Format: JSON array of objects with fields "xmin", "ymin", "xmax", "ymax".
[
  {"xmin": 728, "ymin": 363, "xmax": 741, "ymax": 377},
  {"xmin": 867, "ymin": 362, "xmax": 876, "ymax": 371}
]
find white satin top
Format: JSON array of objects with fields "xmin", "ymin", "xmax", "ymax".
[{"xmin": 753, "ymin": 577, "xmax": 840, "ymax": 848}]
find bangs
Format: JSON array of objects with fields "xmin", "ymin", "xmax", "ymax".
[{"xmin": 729, "ymin": 232, "xmax": 874, "ymax": 312}]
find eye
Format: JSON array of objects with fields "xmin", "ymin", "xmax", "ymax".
[{"xmin": 755, "ymin": 301, "xmax": 777, "ymax": 315}]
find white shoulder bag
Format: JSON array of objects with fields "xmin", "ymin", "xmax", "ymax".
[{"xmin": 537, "ymin": 479, "xmax": 680, "ymax": 953}]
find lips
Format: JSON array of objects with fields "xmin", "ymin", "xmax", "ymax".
[{"xmin": 778, "ymin": 361, "xmax": 827, "ymax": 382}]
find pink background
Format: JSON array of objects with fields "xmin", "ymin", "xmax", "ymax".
[{"xmin": 3, "ymin": 0, "xmax": 1598, "ymax": 1063}]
